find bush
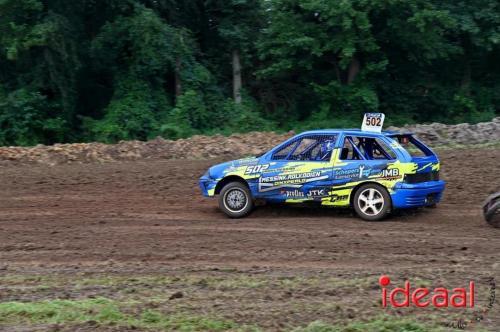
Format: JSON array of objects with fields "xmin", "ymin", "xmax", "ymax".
[
  {"xmin": 0, "ymin": 89, "xmax": 67, "ymax": 146},
  {"xmin": 83, "ymin": 78, "xmax": 171, "ymax": 142}
]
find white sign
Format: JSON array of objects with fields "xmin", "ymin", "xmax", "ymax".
[{"xmin": 361, "ymin": 113, "xmax": 385, "ymax": 133}]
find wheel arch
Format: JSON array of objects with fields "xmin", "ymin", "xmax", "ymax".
[
  {"xmin": 214, "ymin": 175, "xmax": 250, "ymax": 195},
  {"xmin": 349, "ymin": 181, "xmax": 392, "ymax": 207}
]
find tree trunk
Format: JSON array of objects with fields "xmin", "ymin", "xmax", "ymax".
[
  {"xmin": 461, "ymin": 58, "xmax": 471, "ymax": 95},
  {"xmin": 175, "ymin": 57, "xmax": 182, "ymax": 98},
  {"xmin": 347, "ymin": 56, "xmax": 360, "ymax": 85},
  {"xmin": 232, "ymin": 49, "xmax": 242, "ymax": 104},
  {"xmin": 44, "ymin": 48, "xmax": 73, "ymax": 122},
  {"xmin": 460, "ymin": 36, "xmax": 471, "ymax": 95},
  {"xmin": 333, "ymin": 61, "xmax": 342, "ymax": 84}
]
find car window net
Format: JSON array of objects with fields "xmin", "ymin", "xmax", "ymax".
[
  {"xmin": 272, "ymin": 135, "xmax": 337, "ymax": 161},
  {"xmin": 341, "ymin": 136, "xmax": 396, "ymax": 160}
]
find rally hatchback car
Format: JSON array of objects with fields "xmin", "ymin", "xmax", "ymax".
[{"xmin": 199, "ymin": 118, "xmax": 445, "ymax": 221}]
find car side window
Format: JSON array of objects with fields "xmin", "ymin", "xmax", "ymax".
[
  {"xmin": 272, "ymin": 140, "xmax": 297, "ymax": 160},
  {"xmin": 372, "ymin": 138, "xmax": 397, "ymax": 159},
  {"xmin": 288, "ymin": 138, "xmax": 316, "ymax": 160},
  {"xmin": 272, "ymin": 135, "xmax": 337, "ymax": 161},
  {"xmin": 340, "ymin": 136, "xmax": 396, "ymax": 160},
  {"xmin": 340, "ymin": 137, "xmax": 363, "ymax": 160}
]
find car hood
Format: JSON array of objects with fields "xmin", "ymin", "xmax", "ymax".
[{"xmin": 208, "ymin": 157, "xmax": 260, "ymax": 179}]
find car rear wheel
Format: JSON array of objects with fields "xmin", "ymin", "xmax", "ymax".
[
  {"xmin": 353, "ymin": 184, "xmax": 391, "ymax": 221},
  {"xmin": 219, "ymin": 182, "xmax": 253, "ymax": 218}
]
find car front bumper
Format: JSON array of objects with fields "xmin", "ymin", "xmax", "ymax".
[
  {"xmin": 391, "ymin": 180, "xmax": 446, "ymax": 209},
  {"xmin": 199, "ymin": 175, "xmax": 217, "ymax": 197}
]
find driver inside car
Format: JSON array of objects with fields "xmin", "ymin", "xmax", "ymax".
[{"xmin": 318, "ymin": 140, "xmax": 335, "ymax": 161}]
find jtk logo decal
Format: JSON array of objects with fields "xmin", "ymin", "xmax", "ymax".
[{"xmin": 307, "ymin": 189, "xmax": 325, "ymax": 197}]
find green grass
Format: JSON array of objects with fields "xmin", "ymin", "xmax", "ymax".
[
  {"xmin": 0, "ymin": 298, "xmax": 248, "ymax": 331},
  {"xmin": 0, "ymin": 298, "xmax": 124, "ymax": 325},
  {"xmin": 0, "ymin": 297, "xmax": 459, "ymax": 332},
  {"xmin": 0, "ymin": 274, "xmax": 489, "ymax": 331}
]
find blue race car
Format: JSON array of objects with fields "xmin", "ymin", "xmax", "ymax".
[{"xmin": 199, "ymin": 117, "xmax": 445, "ymax": 221}]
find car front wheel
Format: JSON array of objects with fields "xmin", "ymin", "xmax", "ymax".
[
  {"xmin": 219, "ymin": 182, "xmax": 253, "ymax": 218},
  {"xmin": 353, "ymin": 184, "xmax": 391, "ymax": 221}
]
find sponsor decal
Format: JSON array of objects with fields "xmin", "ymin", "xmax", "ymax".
[
  {"xmin": 245, "ymin": 164, "xmax": 270, "ymax": 175},
  {"xmin": 329, "ymin": 194, "xmax": 349, "ymax": 202},
  {"xmin": 281, "ymin": 188, "xmax": 330, "ymax": 199},
  {"xmin": 377, "ymin": 168, "xmax": 401, "ymax": 180},
  {"xmin": 264, "ymin": 166, "xmax": 298, "ymax": 174},
  {"xmin": 231, "ymin": 158, "xmax": 259, "ymax": 166},
  {"xmin": 334, "ymin": 165, "xmax": 371, "ymax": 180},
  {"xmin": 259, "ymin": 171, "xmax": 328, "ymax": 192},
  {"xmin": 261, "ymin": 171, "xmax": 322, "ymax": 184},
  {"xmin": 281, "ymin": 189, "xmax": 304, "ymax": 198},
  {"xmin": 307, "ymin": 189, "xmax": 326, "ymax": 197}
]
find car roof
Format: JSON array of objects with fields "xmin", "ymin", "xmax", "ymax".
[{"xmin": 299, "ymin": 129, "xmax": 413, "ymax": 137}]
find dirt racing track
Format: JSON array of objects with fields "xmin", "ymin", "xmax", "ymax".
[{"xmin": 0, "ymin": 147, "xmax": 499, "ymax": 331}]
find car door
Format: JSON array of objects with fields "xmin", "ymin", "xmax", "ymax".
[
  {"xmin": 254, "ymin": 134, "xmax": 338, "ymax": 202},
  {"xmin": 328, "ymin": 134, "xmax": 399, "ymax": 205}
]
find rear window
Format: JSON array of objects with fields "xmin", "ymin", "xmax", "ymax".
[{"xmin": 394, "ymin": 135, "xmax": 434, "ymax": 157}]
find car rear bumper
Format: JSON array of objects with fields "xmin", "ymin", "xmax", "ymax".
[
  {"xmin": 199, "ymin": 175, "xmax": 217, "ymax": 197},
  {"xmin": 391, "ymin": 180, "xmax": 446, "ymax": 208}
]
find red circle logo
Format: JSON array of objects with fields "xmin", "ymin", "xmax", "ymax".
[{"xmin": 379, "ymin": 275, "xmax": 391, "ymax": 286}]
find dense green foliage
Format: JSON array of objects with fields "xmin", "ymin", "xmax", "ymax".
[{"xmin": 0, "ymin": 0, "xmax": 498, "ymax": 145}]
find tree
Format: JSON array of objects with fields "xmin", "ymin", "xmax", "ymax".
[
  {"xmin": 256, "ymin": 0, "xmax": 384, "ymax": 124},
  {"xmin": 204, "ymin": 0, "xmax": 263, "ymax": 104},
  {"xmin": 0, "ymin": 0, "xmax": 80, "ymax": 143},
  {"xmin": 0, "ymin": 0, "xmax": 498, "ymax": 145}
]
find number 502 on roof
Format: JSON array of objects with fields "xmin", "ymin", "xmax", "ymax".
[{"xmin": 362, "ymin": 113, "xmax": 385, "ymax": 133}]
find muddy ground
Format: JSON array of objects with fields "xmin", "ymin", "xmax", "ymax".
[{"xmin": 0, "ymin": 147, "xmax": 499, "ymax": 331}]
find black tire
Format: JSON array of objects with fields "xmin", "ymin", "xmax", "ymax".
[
  {"xmin": 353, "ymin": 184, "xmax": 392, "ymax": 221},
  {"xmin": 483, "ymin": 193, "xmax": 500, "ymax": 228},
  {"xmin": 218, "ymin": 182, "xmax": 254, "ymax": 218}
]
